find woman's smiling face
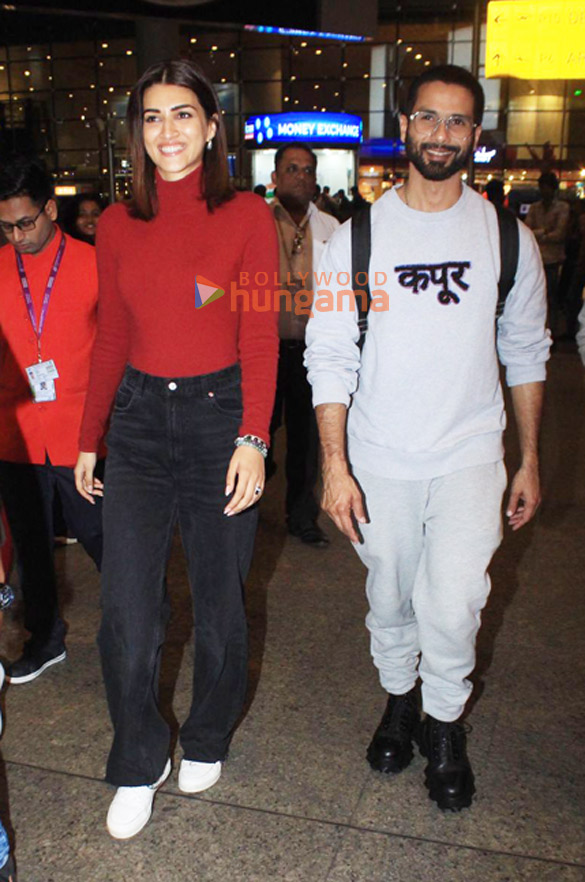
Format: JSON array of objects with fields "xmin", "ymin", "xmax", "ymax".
[{"xmin": 141, "ymin": 83, "xmax": 217, "ymax": 182}]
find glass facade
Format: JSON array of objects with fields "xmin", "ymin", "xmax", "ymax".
[{"xmin": 1, "ymin": 7, "xmax": 584, "ymax": 201}]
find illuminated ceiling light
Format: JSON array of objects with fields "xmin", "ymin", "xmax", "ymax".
[
  {"xmin": 382, "ymin": 82, "xmax": 387, "ymax": 88},
  {"xmin": 406, "ymin": 46, "xmax": 413, "ymax": 53},
  {"xmin": 211, "ymin": 45, "xmax": 218, "ymax": 51},
  {"xmin": 68, "ymin": 92, "xmax": 73, "ymax": 98},
  {"xmin": 99, "ymin": 61, "xmax": 104, "ymax": 67},
  {"xmin": 221, "ymin": 77, "xmax": 226, "ymax": 83},
  {"xmin": 103, "ymin": 99, "xmax": 108, "ymax": 104},
  {"xmin": 415, "ymin": 53, "xmax": 422, "ymax": 60},
  {"xmin": 290, "ymin": 75, "xmax": 296, "ymax": 81},
  {"xmin": 424, "ymin": 60, "xmax": 431, "ymax": 66},
  {"xmin": 284, "ymin": 96, "xmax": 289, "ymax": 101},
  {"xmin": 230, "ymin": 52, "xmax": 235, "ymax": 58},
  {"xmin": 80, "ymin": 114, "xmax": 85, "ymax": 120},
  {"xmin": 321, "ymin": 106, "xmax": 326, "ymax": 111},
  {"xmin": 29, "ymin": 86, "xmax": 34, "ymax": 92},
  {"xmin": 126, "ymin": 50, "xmax": 133, "ymax": 56},
  {"xmin": 314, "ymin": 84, "xmax": 320, "ymax": 89},
  {"xmin": 508, "ymin": 174, "xmax": 514, "ymax": 181},
  {"xmin": 363, "ymin": 73, "xmax": 369, "ymax": 78},
  {"xmin": 27, "ymin": 45, "xmax": 31, "ymax": 51},
  {"xmin": 300, "ymin": 41, "xmax": 307, "ymax": 47},
  {"xmin": 126, "ymin": 90, "xmax": 131, "ymax": 95},
  {"xmin": 90, "ymin": 83, "xmax": 95, "ymax": 89},
  {"xmin": 313, "ymin": 104, "xmax": 317, "ymax": 109},
  {"xmin": 46, "ymin": 54, "xmax": 51, "ymax": 60},
  {"xmin": 397, "ymin": 38, "xmax": 403, "ymax": 45},
  {"xmin": 580, "ymin": 168, "xmax": 585, "ymax": 177},
  {"xmin": 190, "ymin": 37, "xmax": 197, "ymax": 43},
  {"xmin": 101, "ymin": 42, "xmax": 109, "ymax": 49},
  {"xmin": 102, "ymin": 168, "xmax": 108, "ymax": 174},
  {"xmin": 487, "ymin": 173, "xmax": 493, "ymax": 181},
  {"xmin": 342, "ymin": 62, "xmax": 348, "ymax": 68},
  {"xmin": 334, "ymin": 91, "xmax": 339, "ymax": 96},
  {"xmin": 108, "ymin": 86, "xmax": 114, "ymax": 92},
  {"xmin": 315, "ymin": 49, "xmax": 322, "ymax": 55},
  {"xmin": 48, "ymin": 75, "xmax": 52, "ymax": 80},
  {"xmin": 24, "ymin": 70, "xmax": 31, "ymax": 76},
  {"xmin": 0, "ymin": 65, "xmax": 4, "ymax": 71},
  {"xmin": 294, "ymin": 99, "xmax": 299, "ymax": 104}
]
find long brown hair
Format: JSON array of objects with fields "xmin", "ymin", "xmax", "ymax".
[{"xmin": 126, "ymin": 59, "xmax": 234, "ymax": 220}]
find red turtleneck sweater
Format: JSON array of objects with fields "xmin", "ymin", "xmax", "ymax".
[{"xmin": 79, "ymin": 168, "xmax": 279, "ymax": 450}]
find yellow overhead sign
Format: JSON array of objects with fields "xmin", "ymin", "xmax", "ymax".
[{"xmin": 486, "ymin": 0, "xmax": 585, "ymax": 79}]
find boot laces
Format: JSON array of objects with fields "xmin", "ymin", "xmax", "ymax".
[{"xmin": 431, "ymin": 720, "xmax": 472, "ymax": 762}]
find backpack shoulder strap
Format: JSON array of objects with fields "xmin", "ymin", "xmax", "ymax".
[
  {"xmin": 351, "ymin": 203, "xmax": 372, "ymax": 349},
  {"xmin": 494, "ymin": 202, "xmax": 520, "ymax": 320}
]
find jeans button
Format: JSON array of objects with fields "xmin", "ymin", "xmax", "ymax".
[{"xmin": 168, "ymin": 381, "xmax": 177, "ymax": 391}]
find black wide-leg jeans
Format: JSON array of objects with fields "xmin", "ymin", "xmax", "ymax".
[{"xmin": 99, "ymin": 364, "xmax": 257, "ymax": 786}]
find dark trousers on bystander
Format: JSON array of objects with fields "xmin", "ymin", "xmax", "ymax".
[
  {"xmin": 0, "ymin": 457, "xmax": 103, "ymax": 646},
  {"xmin": 268, "ymin": 340, "xmax": 320, "ymax": 533}
]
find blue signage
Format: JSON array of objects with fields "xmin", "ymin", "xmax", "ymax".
[
  {"xmin": 244, "ymin": 112, "xmax": 363, "ymax": 147},
  {"xmin": 244, "ymin": 24, "xmax": 367, "ymax": 43}
]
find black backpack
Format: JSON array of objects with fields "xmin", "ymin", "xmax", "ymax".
[{"xmin": 351, "ymin": 200, "xmax": 520, "ymax": 350}]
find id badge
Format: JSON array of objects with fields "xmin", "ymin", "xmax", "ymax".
[{"xmin": 25, "ymin": 360, "xmax": 58, "ymax": 402}]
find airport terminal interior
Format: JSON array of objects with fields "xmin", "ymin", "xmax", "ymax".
[{"xmin": 0, "ymin": 0, "xmax": 584, "ymax": 879}]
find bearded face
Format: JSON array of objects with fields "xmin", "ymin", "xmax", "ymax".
[{"xmin": 404, "ymin": 129, "xmax": 475, "ymax": 182}]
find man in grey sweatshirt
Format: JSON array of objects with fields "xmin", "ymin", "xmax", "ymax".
[{"xmin": 304, "ymin": 65, "xmax": 550, "ymax": 811}]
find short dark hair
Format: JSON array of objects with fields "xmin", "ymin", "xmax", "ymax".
[
  {"xmin": 0, "ymin": 155, "xmax": 53, "ymax": 206},
  {"xmin": 538, "ymin": 171, "xmax": 559, "ymax": 191},
  {"xmin": 404, "ymin": 64, "xmax": 485, "ymax": 126},
  {"xmin": 274, "ymin": 143, "xmax": 317, "ymax": 170},
  {"xmin": 126, "ymin": 59, "xmax": 234, "ymax": 220}
]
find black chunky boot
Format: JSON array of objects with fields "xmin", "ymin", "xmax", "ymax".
[
  {"xmin": 416, "ymin": 715, "xmax": 475, "ymax": 811},
  {"xmin": 366, "ymin": 687, "xmax": 420, "ymax": 773}
]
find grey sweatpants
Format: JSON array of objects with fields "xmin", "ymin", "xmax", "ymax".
[{"xmin": 353, "ymin": 461, "xmax": 507, "ymax": 721}]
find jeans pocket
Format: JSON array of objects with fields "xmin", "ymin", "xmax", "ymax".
[
  {"xmin": 208, "ymin": 384, "xmax": 243, "ymax": 421},
  {"xmin": 113, "ymin": 379, "xmax": 137, "ymax": 413}
]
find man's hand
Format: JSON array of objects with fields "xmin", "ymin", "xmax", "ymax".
[
  {"xmin": 506, "ymin": 461, "xmax": 541, "ymax": 531},
  {"xmin": 321, "ymin": 462, "xmax": 367, "ymax": 543}
]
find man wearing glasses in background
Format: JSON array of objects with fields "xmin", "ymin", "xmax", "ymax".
[
  {"xmin": 268, "ymin": 144, "xmax": 338, "ymax": 547},
  {"xmin": 0, "ymin": 156, "xmax": 103, "ymax": 684},
  {"xmin": 305, "ymin": 66, "xmax": 550, "ymax": 809}
]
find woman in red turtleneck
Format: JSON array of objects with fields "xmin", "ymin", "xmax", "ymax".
[{"xmin": 74, "ymin": 60, "xmax": 279, "ymax": 840}]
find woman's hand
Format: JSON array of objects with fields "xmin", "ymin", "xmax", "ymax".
[
  {"xmin": 74, "ymin": 451, "xmax": 104, "ymax": 504},
  {"xmin": 223, "ymin": 446, "xmax": 265, "ymax": 516}
]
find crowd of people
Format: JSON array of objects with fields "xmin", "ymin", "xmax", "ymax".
[{"xmin": 0, "ymin": 57, "xmax": 566, "ymax": 873}]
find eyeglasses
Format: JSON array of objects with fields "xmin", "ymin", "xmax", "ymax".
[
  {"xmin": 0, "ymin": 200, "xmax": 48, "ymax": 236},
  {"xmin": 409, "ymin": 111, "xmax": 477, "ymax": 142},
  {"xmin": 292, "ymin": 226, "xmax": 306, "ymax": 255}
]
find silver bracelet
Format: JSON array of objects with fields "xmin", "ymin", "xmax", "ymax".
[
  {"xmin": 234, "ymin": 434, "xmax": 268, "ymax": 458},
  {"xmin": 0, "ymin": 583, "xmax": 15, "ymax": 610}
]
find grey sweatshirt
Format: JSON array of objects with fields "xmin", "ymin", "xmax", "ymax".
[{"xmin": 305, "ymin": 185, "xmax": 551, "ymax": 480}]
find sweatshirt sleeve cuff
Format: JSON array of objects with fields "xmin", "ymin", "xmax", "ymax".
[
  {"xmin": 310, "ymin": 374, "xmax": 352, "ymax": 408},
  {"xmin": 506, "ymin": 363, "xmax": 547, "ymax": 387}
]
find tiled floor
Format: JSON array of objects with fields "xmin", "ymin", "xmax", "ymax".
[{"xmin": 1, "ymin": 350, "xmax": 584, "ymax": 881}]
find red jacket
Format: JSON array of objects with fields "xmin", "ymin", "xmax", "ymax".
[{"xmin": 0, "ymin": 231, "xmax": 99, "ymax": 466}]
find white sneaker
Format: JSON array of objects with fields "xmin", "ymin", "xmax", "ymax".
[
  {"xmin": 178, "ymin": 759, "xmax": 222, "ymax": 794},
  {"xmin": 106, "ymin": 758, "xmax": 171, "ymax": 840}
]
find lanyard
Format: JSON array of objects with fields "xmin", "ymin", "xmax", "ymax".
[{"xmin": 16, "ymin": 234, "xmax": 66, "ymax": 361}]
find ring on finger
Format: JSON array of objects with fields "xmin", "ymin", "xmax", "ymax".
[{"xmin": 254, "ymin": 484, "xmax": 263, "ymax": 496}]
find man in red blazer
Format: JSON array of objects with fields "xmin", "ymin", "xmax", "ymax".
[{"xmin": 0, "ymin": 156, "xmax": 103, "ymax": 684}]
